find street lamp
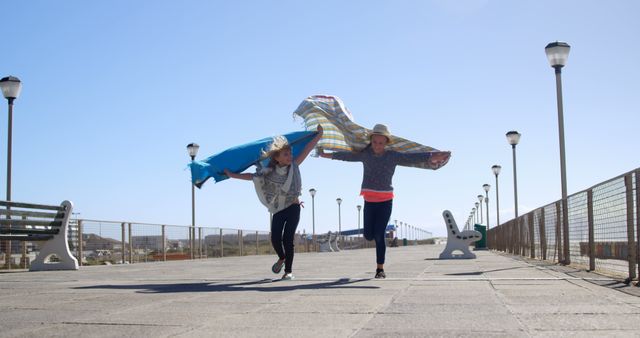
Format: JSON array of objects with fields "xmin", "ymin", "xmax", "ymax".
[
  {"xmin": 492, "ymin": 165, "xmax": 502, "ymax": 226},
  {"xmin": 477, "ymin": 195, "xmax": 484, "ymax": 224},
  {"xmin": 546, "ymin": 41, "xmax": 571, "ymax": 264},
  {"xmin": 473, "ymin": 205, "xmax": 478, "ymax": 224},
  {"xmin": 483, "ymin": 184, "xmax": 491, "ymax": 229},
  {"xmin": 336, "ymin": 198, "xmax": 342, "ymax": 244},
  {"xmin": 187, "ymin": 143, "xmax": 199, "ymax": 259},
  {"xmin": 1, "ymin": 76, "xmax": 22, "ymax": 269},
  {"xmin": 506, "ymin": 131, "xmax": 521, "ymax": 218},
  {"xmin": 0, "ymin": 76, "xmax": 21, "ymax": 205},
  {"xmin": 309, "ymin": 188, "xmax": 316, "ymax": 249}
]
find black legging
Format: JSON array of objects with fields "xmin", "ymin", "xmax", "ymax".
[
  {"xmin": 271, "ymin": 203, "xmax": 301, "ymax": 273},
  {"xmin": 363, "ymin": 200, "xmax": 393, "ymax": 265}
]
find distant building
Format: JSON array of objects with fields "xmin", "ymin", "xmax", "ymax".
[
  {"xmin": 131, "ymin": 235, "xmax": 165, "ymax": 251},
  {"xmin": 83, "ymin": 233, "xmax": 122, "ymax": 251}
]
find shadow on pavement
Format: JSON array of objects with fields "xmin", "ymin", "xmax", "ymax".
[{"xmin": 74, "ymin": 277, "xmax": 379, "ymax": 293}]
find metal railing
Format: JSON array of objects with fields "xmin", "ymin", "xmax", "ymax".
[
  {"xmin": 1, "ymin": 217, "xmax": 426, "ymax": 268},
  {"xmin": 488, "ymin": 168, "xmax": 639, "ymax": 283}
]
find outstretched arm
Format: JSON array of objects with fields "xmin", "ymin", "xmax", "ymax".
[
  {"xmin": 317, "ymin": 147, "xmax": 364, "ymax": 162},
  {"xmin": 295, "ymin": 125, "xmax": 323, "ymax": 166},
  {"xmin": 394, "ymin": 151, "xmax": 450, "ymax": 166},
  {"xmin": 223, "ymin": 169, "xmax": 253, "ymax": 181}
]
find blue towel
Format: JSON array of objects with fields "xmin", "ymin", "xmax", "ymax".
[{"xmin": 189, "ymin": 131, "xmax": 318, "ymax": 188}]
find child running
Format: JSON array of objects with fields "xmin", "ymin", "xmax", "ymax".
[
  {"xmin": 224, "ymin": 125, "xmax": 323, "ymax": 280},
  {"xmin": 318, "ymin": 124, "xmax": 449, "ymax": 279}
]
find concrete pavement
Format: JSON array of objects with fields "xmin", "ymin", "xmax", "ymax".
[{"xmin": 1, "ymin": 244, "xmax": 639, "ymax": 337}]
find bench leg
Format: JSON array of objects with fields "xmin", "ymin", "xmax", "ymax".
[
  {"xmin": 30, "ymin": 221, "xmax": 79, "ymax": 271},
  {"xmin": 439, "ymin": 241, "xmax": 477, "ymax": 259}
]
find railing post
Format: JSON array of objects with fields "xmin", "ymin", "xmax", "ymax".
[
  {"xmin": 516, "ymin": 219, "xmax": 521, "ymax": 255},
  {"xmin": 239, "ymin": 230, "xmax": 243, "ymax": 256},
  {"xmin": 530, "ymin": 212, "xmax": 535, "ymax": 259},
  {"xmin": 121, "ymin": 222, "xmax": 126, "ymax": 264},
  {"xmin": 521, "ymin": 217, "xmax": 526, "ymax": 256},
  {"xmin": 21, "ymin": 215, "xmax": 27, "ymax": 268},
  {"xmin": 624, "ymin": 174, "xmax": 637, "ymax": 281},
  {"xmin": 256, "ymin": 231, "xmax": 259, "ymax": 255},
  {"xmin": 269, "ymin": 231, "xmax": 273, "ymax": 254},
  {"xmin": 128, "ymin": 223, "xmax": 133, "ymax": 264},
  {"xmin": 587, "ymin": 189, "xmax": 595, "ymax": 271},
  {"xmin": 555, "ymin": 201, "xmax": 562, "ymax": 263},
  {"xmin": 162, "ymin": 225, "xmax": 166, "ymax": 262},
  {"xmin": 219, "ymin": 228, "xmax": 224, "ymax": 257},
  {"xmin": 636, "ymin": 170, "xmax": 640, "ymax": 281},
  {"xmin": 198, "ymin": 227, "xmax": 202, "ymax": 259},
  {"xmin": 516, "ymin": 218, "xmax": 521, "ymax": 256},
  {"xmin": 78, "ymin": 219, "xmax": 83, "ymax": 267},
  {"xmin": 540, "ymin": 208, "xmax": 547, "ymax": 261}
]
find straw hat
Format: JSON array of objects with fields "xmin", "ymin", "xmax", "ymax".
[{"xmin": 369, "ymin": 124, "xmax": 391, "ymax": 142}]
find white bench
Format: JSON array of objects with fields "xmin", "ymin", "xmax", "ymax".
[
  {"xmin": 330, "ymin": 232, "xmax": 340, "ymax": 252},
  {"xmin": 318, "ymin": 232, "xmax": 333, "ymax": 252},
  {"xmin": 439, "ymin": 210, "xmax": 482, "ymax": 259},
  {"xmin": 0, "ymin": 200, "xmax": 79, "ymax": 270}
]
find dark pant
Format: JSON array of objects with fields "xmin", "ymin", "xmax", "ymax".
[
  {"xmin": 363, "ymin": 200, "xmax": 393, "ymax": 265},
  {"xmin": 271, "ymin": 203, "xmax": 301, "ymax": 273}
]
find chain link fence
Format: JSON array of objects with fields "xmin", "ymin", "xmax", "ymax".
[{"xmin": 488, "ymin": 168, "xmax": 639, "ymax": 282}]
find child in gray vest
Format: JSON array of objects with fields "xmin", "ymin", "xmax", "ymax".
[{"xmin": 224, "ymin": 125, "xmax": 322, "ymax": 280}]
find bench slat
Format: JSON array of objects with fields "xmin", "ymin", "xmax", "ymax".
[
  {"xmin": 0, "ymin": 201, "xmax": 63, "ymax": 211},
  {"xmin": 0, "ymin": 219, "xmax": 62, "ymax": 227},
  {"xmin": 0, "ymin": 209, "xmax": 63, "ymax": 219},
  {"xmin": 0, "ymin": 228, "xmax": 60, "ymax": 235},
  {"xmin": 0, "ymin": 234, "xmax": 55, "ymax": 241}
]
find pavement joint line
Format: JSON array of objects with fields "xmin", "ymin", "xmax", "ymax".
[
  {"xmin": 110, "ymin": 277, "xmax": 619, "ymax": 282},
  {"xmin": 61, "ymin": 321, "xmax": 183, "ymax": 327}
]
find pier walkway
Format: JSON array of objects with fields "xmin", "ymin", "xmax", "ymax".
[{"xmin": 1, "ymin": 244, "xmax": 639, "ymax": 337}]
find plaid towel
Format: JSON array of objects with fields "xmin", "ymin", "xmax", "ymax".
[{"xmin": 292, "ymin": 95, "xmax": 450, "ymax": 170}]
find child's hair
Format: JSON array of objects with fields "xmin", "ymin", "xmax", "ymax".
[{"xmin": 262, "ymin": 135, "xmax": 291, "ymax": 167}]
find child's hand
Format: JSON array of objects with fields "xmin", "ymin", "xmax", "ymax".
[
  {"xmin": 430, "ymin": 151, "xmax": 450, "ymax": 165},
  {"xmin": 223, "ymin": 169, "xmax": 232, "ymax": 176}
]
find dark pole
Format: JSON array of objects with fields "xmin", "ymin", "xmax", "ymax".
[
  {"xmin": 4, "ymin": 98, "xmax": 14, "ymax": 268},
  {"xmin": 190, "ymin": 154, "xmax": 195, "ymax": 259},
  {"xmin": 495, "ymin": 173, "xmax": 500, "ymax": 225},
  {"xmin": 555, "ymin": 66, "xmax": 570, "ymax": 264},
  {"xmin": 7, "ymin": 97, "xmax": 13, "ymax": 204},
  {"xmin": 512, "ymin": 144, "xmax": 519, "ymax": 218}
]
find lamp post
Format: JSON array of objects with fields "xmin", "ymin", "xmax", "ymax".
[
  {"xmin": 483, "ymin": 184, "xmax": 491, "ymax": 229},
  {"xmin": 393, "ymin": 219, "xmax": 397, "ymax": 240},
  {"xmin": 187, "ymin": 143, "xmax": 199, "ymax": 259},
  {"xmin": 506, "ymin": 131, "xmax": 521, "ymax": 218},
  {"xmin": 477, "ymin": 195, "xmax": 484, "ymax": 224},
  {"xmin": 492, "ymin": 165, "xmax": 502, "ymax": 226},
  {"xmin": 336, "ymin": 198, "xmax": 342, "ymax": 244},
  {"xmin": 474, "ymin": 202, "xmax": 479, "ymax": 224},
  {"xmin": 546, "ymin": 41, "xmax": 571, "ymax": 264},
  {"xmin": 1, "ymin": 76, "xmax": 22, "ymax": 269},
  {"xmin": 309, "ymin": 188, "xmax": 316, "ymax": 250}
]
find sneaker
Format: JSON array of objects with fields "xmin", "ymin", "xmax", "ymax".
[
  {"xmin": 271, "ymin": 259, "xmax": 285, "ymax": 274},
  {"xmin": 375, "ymin": 270, "xmax": 386, "ymax": 279},
  {"xmin": 281, "ymin": 273, "xmax": 295, "ymax": 280}
]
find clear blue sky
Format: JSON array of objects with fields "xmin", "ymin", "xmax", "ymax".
[{"xmin": 3, "ymin": 1, "xmax": 639, "ymax": 237}]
